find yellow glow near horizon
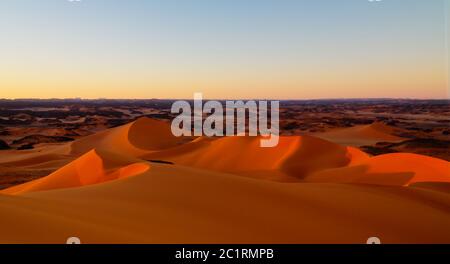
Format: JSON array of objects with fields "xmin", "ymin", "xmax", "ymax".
[
  {"xmin": 2, "ymin": 59, "xmax": 448, "ymax": 99},
  {"xmin": 1, "ymin": 0, "xmax": 449, "ymax": 100}
]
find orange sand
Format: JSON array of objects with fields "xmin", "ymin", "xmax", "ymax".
[
  {"xmin": 313, "ymin": 122, "xmax": 406, "ymax": 146},
  {"xmin": 0, "ymin": 117, "xmax": 449, "ymax": 244}
]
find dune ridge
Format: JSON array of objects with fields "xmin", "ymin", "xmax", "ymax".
[
  {"xmin": 2, "ymin": 117, "xmax": 449, "ymax": 193},
  {"xmin": 70, "ymin": 117, "xmax": 187, "ymax": 157},
  {"xmin": 142, "ymin": 135, "xmax": 368, "ymax": 180},
  {"xmin": 313, "ymin": 122, "xmax": 406, "ymax": 146},
  {"xmin": 306, "ymin": 153, "xmax": 450, "ymax": 186},
  {"xmin": 0, "ymin": 164, "xmax": 449, "ymax": 243},
  {"xmin": 0, "ymin": 117, "xmax": 449, "ymax": 244},
  {"xmin": 1, "ymin": 149, "xmax": 149, "ymax": 195}
]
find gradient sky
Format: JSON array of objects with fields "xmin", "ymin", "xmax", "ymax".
[{"xmin": 0, "ymin": 0, "xmax": 449, "ymax": 99}]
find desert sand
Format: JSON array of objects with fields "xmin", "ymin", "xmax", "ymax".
[
  {"xmin": 0, "ymin": 117, "xmax": 449, "ymax": 244},
  {"xmin": 313, "ymin": 122, "xmax": 406, "ymax": 147}
]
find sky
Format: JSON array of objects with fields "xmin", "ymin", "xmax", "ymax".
[{"xmin": 0, "ymin": 0, "xmax": 449, "ymax": 99}]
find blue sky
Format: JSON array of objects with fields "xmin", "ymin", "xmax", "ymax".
[{"xmin": 0, "ymin": 0, "xmax": 448, "ymax": 99}]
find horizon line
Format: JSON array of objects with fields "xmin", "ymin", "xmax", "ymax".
[{"xmin": 0, "ymin": 97, "xmax": 449, "ymax": 101}]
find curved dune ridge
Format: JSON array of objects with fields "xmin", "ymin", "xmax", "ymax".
[
  {"xmin": 313, "ymin": 122, "xmax": 406, "ymax": 146},
  {"xmin": 143, "ymin": 135, "xmax": 371, "ymax": 180},
  {"xmin": 70, "ymin": 117, "xmax": 188, "ymax": 157},
  {"xmin": 0, "ymin": 164, "xmax": 449, "ymax": 243},
  {"xmin": 1, "ymin": 149, "xmax": 150, "ymax": 195},
  {"xmin": 0, "ymin": 117, "xmax": 449, "ymax": 243},
  {"xmin": 306, "ymin": 153, "xmax": 450, "ymax": 186},
  {"xmin": 2, "ymin": 117, "xmax": 449, "ymax": 193}
]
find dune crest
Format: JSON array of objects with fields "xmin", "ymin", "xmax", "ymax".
[
  {"xmin": 143, "ymin": 135, "xmax": 370, "ymax": 180},
  {"xmin": 70, "ymin": 117, "xmax": 188, "ymax": 157},
  {"xmin": 0, "ymin": 117, "xmax": 449, "ymax": 243},
  {"xmin": 1, "ymin": 164, "xmax": 450, "ymax": 243},
  {"xmin": 313, "ymin": 122, "xmax": 405, "ymax": 146},
  {"xmin": 2, "ymin": 118, "xmax": 448, "ymax": 191},
  {"xmin": 306, "ymin": 153, "xmax": 450, "ymax": 186},
  {"xmin": 1, "ymin": 149, "xmax": 150, "ymax": 195}
]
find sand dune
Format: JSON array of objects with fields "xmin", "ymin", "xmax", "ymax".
[
  {"xmin": 0, "ymin": 117, "xmax": 449, "ymax": 243},
  {"xmin": 1, "ymin": 149, "xmax": 149, "ymax": 195},
  {"xmin": 0, "ymin": 117, "xmax": 189, "ymax": 190},
  {"xmin": 0, "ymin": 143, "xmax": 70, "ymax": 164},
  {"xmin": 0, "ymin": 163, "xmax": 449, "ymax": 243},
  {"xmin": 3, "ymin": 117, "xmax": 448, "ymax": 188},
  {"xmin": 70, "ymin": 117, "xmax": 188, "ymax": 156},
  {"xmin": 306, "ymin": 153, "xmax": 450, "ymax": 186},
  {"xmin": 143, "ymin": 135, "xmax": 371, "ymax": 181},
  {"xmin": 313, "ymin": 122, "xmax": 405, "ymax": 146}
]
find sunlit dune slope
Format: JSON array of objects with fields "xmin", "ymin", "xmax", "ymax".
[
  {"xmin": 0, "ymin": 117, "xmax": 449, "ymax": 244},
  {"xmin": 0, "ymin": 117, "xmax": 177, "ymax": 170},
  {"xmin": 70, "ymin": 117, "xmax": 187, "ymax": 156},
  {"xmin": 65, "ymin": 116, "xmax": 374, "ymax": 181},
  {"xmin": 143, "ymin": 135, "xmax": 370, "ymax": 180},
  {"xmin": 306, "ymin": 153, "xmax": 450, "ymax": 186},
  {"xmin": 1, "ymin": 149, "xmax": 149, "ymax": 195},
  {"xmin": 313, "ymin": 122, "xmax": 405, "ymax": 146},
  {"xmin": 0, "ymin": 145, "xmax": 75, "ymax": 183},
  {"xmin": 1, "ymin": 117, "xmax": 448, "ymax": 189},
  {"xmin": 0, "ymin": 164, "xmax": 449, "ymax": 244}
]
